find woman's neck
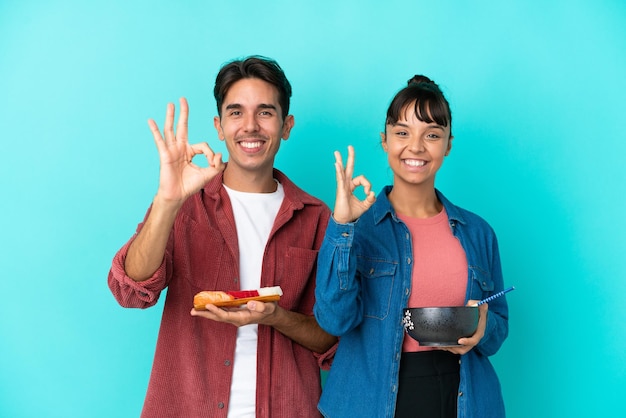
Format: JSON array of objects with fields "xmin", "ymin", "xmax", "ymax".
[{"xmin": 388, "ymin": 183, "xmax": 442, "ymax": 219}]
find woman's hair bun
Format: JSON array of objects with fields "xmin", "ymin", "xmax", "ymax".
[{"xmin": 407, "ymin": 75, "xmax": 435, "ymax": 86}]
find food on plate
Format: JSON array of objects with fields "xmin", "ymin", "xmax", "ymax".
[
  {"xmin": 193, "ymin": 286, "xmax": 283, "ymax": 309},
  {"xmin": 194, "ymin": 291, "xmax": 234, "ymax": 304}
]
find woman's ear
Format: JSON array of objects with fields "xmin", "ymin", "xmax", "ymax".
[
  {"xmin": 445, "ymin": 135, "xmax": 454, "ymax": 156},
  {"xmin": 380, "ymin": 132, "xmax": 387, "ymax": 151}
]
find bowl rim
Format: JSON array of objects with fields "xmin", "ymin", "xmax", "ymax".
[{"xmin": 404, "ymin": 305, "xmax": 478, "ymax": 310}]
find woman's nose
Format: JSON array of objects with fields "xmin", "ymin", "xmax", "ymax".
[{"xmin": 408, "ymin": 136, "xmax": 425, "ymax": 152}]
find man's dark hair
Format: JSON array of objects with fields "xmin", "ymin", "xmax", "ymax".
[{"xmin": 214, "ymin": 55, "xmax": 292, "ymax": 119}]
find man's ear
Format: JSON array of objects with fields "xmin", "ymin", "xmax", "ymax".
[
  {"xmin": 281, "ymin": 115, "xmax": 295, "ymax": 140},
  {"xmin": 213, "ymin": 116, "xmax": 225, "ymax": 140},
  {"xmin": 380, "ymin": 132, "xmax": 388, "ymax": 151}
]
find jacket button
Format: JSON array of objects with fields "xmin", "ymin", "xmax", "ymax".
[
  {"xmin": 458, "ymin": 392, "xmax": 463, "ymax": 397},
  {"xmin": 224, "ymin": 360, "xmax": 231, "ymax": 366},
  {"xmin": 218, "ymin": 402, "xmax": 225, "ymax": 409},
  {"xmin": 407, "ymin": 258, "xmax": 411, "ymax": 264}
]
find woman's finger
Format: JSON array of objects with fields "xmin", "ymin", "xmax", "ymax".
[
  {"xmin": 333, "ymin": 150, "xmax": 345, "ymax": 182},
  {"xmin": 345, "ymin": 145, "xmax": 355, "ymax": 179}
]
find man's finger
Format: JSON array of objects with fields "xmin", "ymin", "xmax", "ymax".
[
  {"xmin": 163, "ymin": 102, "xmax": 176, "ymax": 142},
  {"xmin": 176, "ymin": 97, "xmax": 189, "ymax": 141}
]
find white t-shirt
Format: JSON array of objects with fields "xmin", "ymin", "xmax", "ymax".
[{"xmin": 223, "ymin": 181, "xmax": 284, "ymax": 418}]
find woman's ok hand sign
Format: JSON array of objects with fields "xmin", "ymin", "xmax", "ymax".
[{"xmin": 332, "ymin": 145, "xmax": 376, "ymax": 224}]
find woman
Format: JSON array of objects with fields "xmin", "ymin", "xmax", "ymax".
[{"xmin": 314, "ymin": 76, "xmax": 509, "ymax": 418}]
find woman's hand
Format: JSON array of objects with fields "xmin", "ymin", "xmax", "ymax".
[
  {"xmin": 443, "ymin": 301, "xmax": 488, "ymax": 355},
  {"xmin": 332, "ymin": 145, "xmax": 376, "ymax": 223},
  {"xmin": 149, "ymin": 97, "xmax": 225, "ymax": 206}
]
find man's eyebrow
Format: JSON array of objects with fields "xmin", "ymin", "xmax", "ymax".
[{"xmin": 224, "ymin": 103, "xmax": 277, "ymax": 111}]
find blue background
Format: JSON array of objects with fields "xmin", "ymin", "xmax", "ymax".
[{"xmin": 1, "ymin": 0, "xmax": 625, "ymax": 416}]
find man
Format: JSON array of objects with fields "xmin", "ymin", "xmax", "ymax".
[{"xmin": 108, "ymin": 56, "xmax": 336, "ymax": 418}]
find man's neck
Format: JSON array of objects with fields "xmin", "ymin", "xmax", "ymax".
[{"xmin": 222, "ymin": 166, "xmax": 278, "ymax": 193}]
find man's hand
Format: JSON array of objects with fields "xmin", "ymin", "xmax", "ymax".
[
  {"xmin": 124, "ymin": 98, "xmax": 225, "ymax": 281},
  {"xmin": 190, "ymin": 301, "xmax": 337, "ymax": 353},
  {"xmin": 190, "ymin": 300, "xmax": 279, "ymax": 328},
  {"xmin": 149, "ymin": 97, "xmax": 225, "ymax": 205}
]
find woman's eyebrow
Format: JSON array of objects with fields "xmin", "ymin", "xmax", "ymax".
[{"xmin": 391, "ymin": 122, "xmax": 444, "ymax": 129}]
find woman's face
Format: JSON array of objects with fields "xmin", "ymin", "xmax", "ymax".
[{"xmin": 381, "ymin": 103, "xmax": 452, "ymax": 190}]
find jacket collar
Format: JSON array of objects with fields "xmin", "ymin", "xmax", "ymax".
[
  {"xmin": 370, "ymin": 185, "xmax": 467, "ymax": 225},
  {"xmin": 202, "ymin": 166, "xmax": 323, "ymax": 210}
]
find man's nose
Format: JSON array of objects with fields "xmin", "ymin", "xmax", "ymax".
[{"xmin": 243, "ymin": 113, "xmax": 260, "ymax": 132}]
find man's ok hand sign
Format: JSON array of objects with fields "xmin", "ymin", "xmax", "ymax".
[{"xmin": 148, "ymin": 97, "xmax": 225, "ymax": 205}]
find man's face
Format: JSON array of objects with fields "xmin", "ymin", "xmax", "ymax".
[{"xmin": 214, "ymin": 78, "xmax": 294, "ymax": 178}]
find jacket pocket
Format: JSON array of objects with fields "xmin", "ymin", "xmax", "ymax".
[
  {"xmin": 358, "ymin": 258, "xmax": 397, "ymax": 320},
  {"xmin": 174, "ymin": 214, "xmax": 229, "ymax": 291},
  {"xmin": 468, "ymin": 266, "xmax": 494, "ymax": 301},
  {"xmin": 276, "ymin": 246, "xmax": 319, "ymax": 309}
]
